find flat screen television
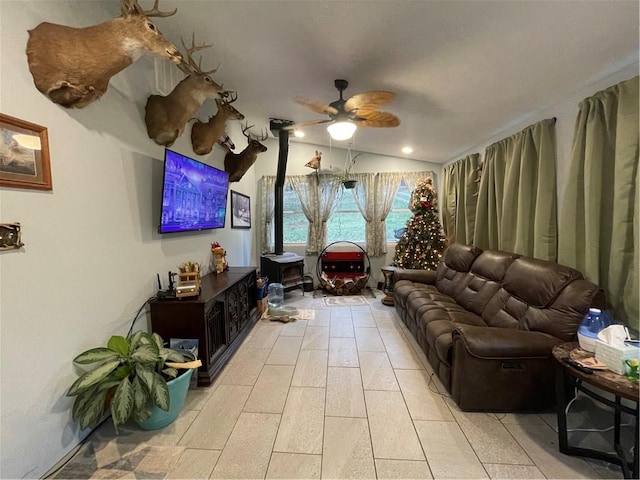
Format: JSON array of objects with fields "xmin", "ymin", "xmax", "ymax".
[{"xmin": 158, "ymin": 149, "xmax": 229, "ymax": 234}]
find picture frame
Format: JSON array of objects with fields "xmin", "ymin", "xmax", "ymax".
[
  {"xmin": 230, "ymin": 190, "xmax": 251, "ymax": 229},
  {"xmin": 0, "ymin": 113, "xmax": 52, "ymax": 190}
]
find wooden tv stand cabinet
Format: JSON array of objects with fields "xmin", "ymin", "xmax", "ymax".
[{"xmin": 150, "ymin": 267, "xmax": 260, "ymax": 386}]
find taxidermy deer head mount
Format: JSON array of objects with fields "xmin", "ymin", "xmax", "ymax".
[
  {"xmin": 26, "ymin": 0, "xmax": 181, "ymax": 108},
  {"xmin": 190, "ymin": 93, "xmax": 245, "ymax": 155},
  {"xmin": 144, "ymin": 34, "xmax": 231, "ymax": 147},
  {"xmin": 305, "ymin": 150, "xmax": 322, "ymax": 170},
  {"xmin": 224, "ymin": 123, "xmax": 268, "ymax": 182}
]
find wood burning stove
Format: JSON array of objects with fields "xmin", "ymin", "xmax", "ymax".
[{"xmin": 260, "ymin": 252, "xmax": 304, "ymax": 293}]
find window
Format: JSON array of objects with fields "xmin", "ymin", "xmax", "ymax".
[
  {"xmin": 282, "ymin": 184, "xmax": 307, "ymax": 244},
  {"xmin": 385, "ymin": 179, "xmax": 412, "ymax": 242},
  {"xmin": 327, "ymin": 189, "xmax": 365, "ymax": 243}
]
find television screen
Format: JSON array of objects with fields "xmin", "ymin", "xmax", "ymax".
[{"xmin": 159, "ymin": 149, "xmax": 229, "ymax": 234}]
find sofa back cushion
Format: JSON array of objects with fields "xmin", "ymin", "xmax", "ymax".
[
  {"xmin": 455, "ymin": 250, "xmax": 519, "ymax": 316},
  {"xmin": 435, "ymin": 243, "xmax": 482, "ymax": 298},
  {"xmin": 481, "ymin": 256, "xmax": 600, "ymax": 341}
]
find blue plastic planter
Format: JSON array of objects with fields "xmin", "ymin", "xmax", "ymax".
[{"xmin": 136, "ymin": 368, "xmax": 193, "ymax": 430}]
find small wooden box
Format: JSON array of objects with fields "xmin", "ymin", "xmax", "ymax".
[{"xmin": 176, "ymin": 272, "xmax": 201, "ymax": 299}]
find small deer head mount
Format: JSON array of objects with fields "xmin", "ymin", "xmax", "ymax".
[
  {"xmin": 224, "ymin": 123, "xmax": 268, "ymax": 182},
  {"xmin": 26, "ymin": 0, "xmax": 181, "ymax": 108},
  {"xmin": 145, "ymin": 33, "xmax": 231, "ymax": 147},
  {"xmin": 305, "ymin": 150, "xmax": 322, "ymax": 170},
  {"xmin": 190, "ymin": 92, "xmax": 245, "ymax": 156}
]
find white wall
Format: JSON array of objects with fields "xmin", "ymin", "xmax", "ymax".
[
  {"xmin": 0, "ymin": 2, "xmax": 258, "ymax": 477},
  {"xmin": 446, "ymin": 63, "xmax": 639, "ymax": 203}
]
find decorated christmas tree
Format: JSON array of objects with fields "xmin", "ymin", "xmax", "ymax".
[{"xmin": 393, "ymin": 177, "xmax": 447, "ymax": 270}]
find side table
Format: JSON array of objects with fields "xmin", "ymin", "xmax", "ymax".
[
  {"xmin": 381, "ymin": 266, "xmax": 397, "ymax": 306},
  {"xmin": 552, "ymin": 342, "xmax": 639, "ymax": 479}
]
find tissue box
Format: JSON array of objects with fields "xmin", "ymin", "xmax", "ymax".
[{"xmin": 595, "ymin": 340, "xmax": 640, "ymax": 375}]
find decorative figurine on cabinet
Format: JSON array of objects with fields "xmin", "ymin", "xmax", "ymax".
[{"xmin": 211, "ymin": 242, "xmax": 228, "ymax": 274}]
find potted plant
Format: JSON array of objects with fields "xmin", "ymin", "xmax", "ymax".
[
  {"xmin": 67, "ymin": 331, "xmax": 200, "ymax": 432},
  {"xmin": 339, "ymin": 147, "xmax": 361, "ymax": 189}
]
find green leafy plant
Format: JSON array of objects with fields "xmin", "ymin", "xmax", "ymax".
[{"xmin": 67, "ymin": 331, "xmax": 188, "ymax": 432}]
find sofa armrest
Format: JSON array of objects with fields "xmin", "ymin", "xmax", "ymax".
[
  {"xmin": 393, "ymin": 268, "xmax": 437, "ymax": 285},
  {"xmin": 452, "ymin": 324, "xmax": 562, "ymax": 359}
]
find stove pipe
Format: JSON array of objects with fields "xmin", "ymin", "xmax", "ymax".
[{"xmin": 274, "ymin": 129, "xmax": 289, "ymax": 255}]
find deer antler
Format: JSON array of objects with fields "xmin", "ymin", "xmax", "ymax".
[
  {"xmin": 177, "ymin": 33, "xmax": 218, "ymax": 75},
  {"xmin": 122, "ymin": 0, "xmax": 177, "ymax": 17},
  {"xmin": 241, "ymin": 123, "xmax": 255, "ymax": 139},
  {"xmin": 250, "ymin": 128, "xmax": 269, "ymax": 142},
  {"xmin": 224, "ymin": 92, "xmax": 238, "ymax": 104}
]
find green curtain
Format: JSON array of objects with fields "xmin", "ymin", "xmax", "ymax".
[
  {"xmin": 441, "ymin": 154, "xmax": 480, "ymax": 245},
  {"xmin": 473, "ymin": 118, "xmax": 557, "ymax": 260},
  {"xmin": 558, "ymin": 76, "xmax": 639, "ymax": 324}
]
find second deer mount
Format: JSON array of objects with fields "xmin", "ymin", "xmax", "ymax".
[
  {"xmin": 145, "ymin": 34, "xmax": 232, "ymax": 147},
  {"xmin": 191, "ymin": 93, "xmax": 245, "ymax": 156},
  {"xmin": 26, "ymin": 0, "xmax": 181, "ymax": 108},
  {"xmin": 224, "ymin": 123, "xmax": 268, "ymax": 183}
]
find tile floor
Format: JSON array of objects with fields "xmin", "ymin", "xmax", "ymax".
[{"xmin": 51, "ymin": 290, "xmax": 633, "ymax": 479}]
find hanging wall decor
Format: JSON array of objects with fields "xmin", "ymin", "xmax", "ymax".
[
  {"xmin": 0, "ymin": 113, "xmax": 52, "ymax": 190},
  {"xmin": 230, "ymin": 190, "xmax": 251, "ymax": 229}
]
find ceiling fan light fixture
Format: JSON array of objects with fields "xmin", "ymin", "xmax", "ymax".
[
  {"xmin": 293, "ymin": 129, "xmax": 305, "ymax": 138},
  {"xmin": 327, "ymin": 121, "xmax": 357, "ymax": 141}
]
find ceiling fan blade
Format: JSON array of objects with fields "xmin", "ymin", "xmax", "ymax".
[
  {"xmin": 281, "ymin": 118, "xmax": 334, "ymax": 131},
  {"xmin": 295, "ymin": 97, "xmax": 339, "ymax": 116},
  {"xmin": 344, "ymin": 91, "xmax": 396, "ymax": 113},
  {"xmin": 353, "ymin": 110, "xmax": 401, "ymax": 128}
]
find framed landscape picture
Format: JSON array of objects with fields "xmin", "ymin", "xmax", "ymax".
[
  {"xmin": 0, "ymin": 113, "xmax": 52, "ymax": 190},
  {"xmin": 231, "ymin": 190, "xmax": 251, "ymax": 229}
]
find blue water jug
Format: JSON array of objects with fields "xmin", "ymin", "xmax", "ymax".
[{"xmin": 577, "ymin": 308, "xmax": 610, "ymax": 352}]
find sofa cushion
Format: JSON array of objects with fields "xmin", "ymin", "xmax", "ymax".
[
  {"xmin": 455, "ymin": 250, "xmax": 519, "ymax": 315},
  {"xmin": 435, "ymin": 244, "xmax": 482, "ymax": 298}
]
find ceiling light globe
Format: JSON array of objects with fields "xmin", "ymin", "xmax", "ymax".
[
  {"xmin": 402, "ymin": 146, "xmax": 413, "ymax": 154},
  {"xmin": 294, "ymin": 130, "xmax": 305, "ymax": 138},
  {"xmin": 327, "ymin": 121, "xmax": 357, "ymax": 141}
]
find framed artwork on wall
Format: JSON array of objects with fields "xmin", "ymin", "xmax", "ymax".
[
  {"xmin": 0, "ymin": 113, "xmax": 52, "ymax": 190},
  {"xmin": 230, "ymin": 190, "xmax": 251, "ymax": 229}
]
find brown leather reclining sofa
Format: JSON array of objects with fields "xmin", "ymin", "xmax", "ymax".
[{"xmin": 393, "ymin": 243, "xmax": 603, "ymax": 411}]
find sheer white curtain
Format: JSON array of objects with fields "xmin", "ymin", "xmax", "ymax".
[
  {"xmin": 403, "ymin": 171, "xmax": 436, "ymax": 193},
  {"xmin": 316, "ymin": 174, "xmax": 342, "ymax": 253},
  {"xmin": 258, "ymin": 175, "xmax": 276, "ymax": 254},
  {"xmin": 373, "ymin": 172, "xmax": 404, "ymax": 255},
  {"xmin": 288, "ymin": 175, "xmax": 318, "ymax": 255},
  {"xmin": 351, "ymin": 173, "xmax": 377, "ymax": 253}
]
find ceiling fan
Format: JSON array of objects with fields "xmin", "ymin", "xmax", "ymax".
[{"xmin": 285, "ymin": 79, "xmax": 400, "ymax": 140}]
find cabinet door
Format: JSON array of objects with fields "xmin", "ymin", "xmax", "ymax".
[
  {"xmin": 226, "ymin": 286, "xmax": 241, "ymax": 342},
  {"xmin": 205, "ymin": 300, "xmax": 227, "ymax": 365}
]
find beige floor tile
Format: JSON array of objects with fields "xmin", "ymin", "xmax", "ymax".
[
  {"xmin": 505, "ymin": 423, "xmax": 601, "ymax": 479},
  {"xmin": 330, "ymin": 316, "xmax": 355, "ymax": 337},
  {"xmin": 135, "ymin": 445, "xmax": 185, "ymax": 474},
  {"xmin": 210, "ymin": 412, "xmax": 280, "ymax": 479},
  {"xmin": 89, "ymin": 469, "xmax": 136, "ymax": 479},
  {"xmin": 266, "ymin": 336, "xmax": 303, "ymax": 365},
  {"xmin": 179, "ymin": 384, "xmax": 251, "ymax": 449},
  {"xmin": 395, "ymin": 369, "xmax": 454, "ymax": 421},
  {"xmin": 245, "ymin": 325, "xmax": 283, "ymax": 349},
  {"xmin": 244, "ymin": 365, "xmax": 295, "ymax": 414},
  {"xmin": 280, "ymin": 318, "xmax": 308, "ymax": 336},
  {"xmin": 414, "ymin": 420, "xmax": 488, "ymax": 479},
  {"xmin": 292, "ymin": 349, "xmax": 328, "ymax": 387},
  {"xmin": 330, "ymin": 306, "xmax": 353, "ymax": 318},
  {"xmin": 375, "ymin": 459, "xmax": 433, "ymax": 479},
  {"xmin": 365, "ymin": 390, "xmax": 424, "ymax": 460},
  {"xmin": 266, "ymin": 453, "xmax": 322, "ymax": 479},
  {"xmin": 329, "ymin": 337, "xmax": 360, "ymax": 367},
  {"xmin": 307, "ymin": 316, "xmax": 331, "ymax": 327},
  {"xmin": 483, "ymin": 463, "xmax": 546, "ymax": 479},
  {"xmin": 326, "ymin": 367, "xmax": 366, "ymax": 418},
  {"xmin": 183, "ymin": 385, "xmax": 216, "ymax": 412},
  {"xmin": 456, "ymin": 416, "xmax": 532, "ymax": 464},
  {"xmin": 219, "ymin": 348, "xmax": 271, "ymax": 386},
  {"xmin": 497, "ymin": 412, "xmax": 548, "ymax": 425},
  {"xmin": 274, "ymin": 386, "xmax": 325, "ymax": 454},
  {"xmin": 353, "ymin": 315, "xmax": 377, "ymax": 328},
  {"xmin": 354, "ymin": 327, "xmax": 386, "ymax": 352},
  {"xmin": 322, "ymin": 417, "xmax": 376, "ymax": 479},
  {"xmin": 165, "ymin": 448, "xmax": 220, "ymax": 479},
  {"xmin": 381, "ymin": 335, "xmax": 424, "ymax": 369},
  {"xmin": 358, "ymin": 351, "xmax": 399, "ymax": 391},
  {"xmin": 301, "ymin": 326, "xmax": 330, "ymax": 350}
]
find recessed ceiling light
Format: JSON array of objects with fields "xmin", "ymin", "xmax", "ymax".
[
  {"xmin": 294, "ymin": 130, "xmax": 305, "ymax": 138},
  {"xmin": 402, "ymin": 146, "xmax": 413, "ymax": 154}
]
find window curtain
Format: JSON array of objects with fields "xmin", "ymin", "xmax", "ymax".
[
  {"xmin": 288, "ymin": 174, "xmax": 319, "ymax": 255},
  {"xmin": 258, "ymin": 175, "xmax": 276, "ymax": 254},
  {"xmin": 441, "ymin": 154, "xmax": 480, "ymax": 245},
  {"xmin": 402, "ymin": 171, "xmax": 436, "ymax": 193},
  {"xmin": 373, "ymin": 172, "xmax": 405, "ymax": 255},
  {"xmin": 316, "ymin": 174, "xmax": 342, "ymax": 253},
  {"xmin": 558, "ymin": 76, "xmax": 639, "ymax": 324},
  {"xmin": 351, "ymin": 173, "xmax": 377, "ymax": 254},
  {"xmin": 473, "ymin": 118, "xmax": 557, "ymax": 260}
]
